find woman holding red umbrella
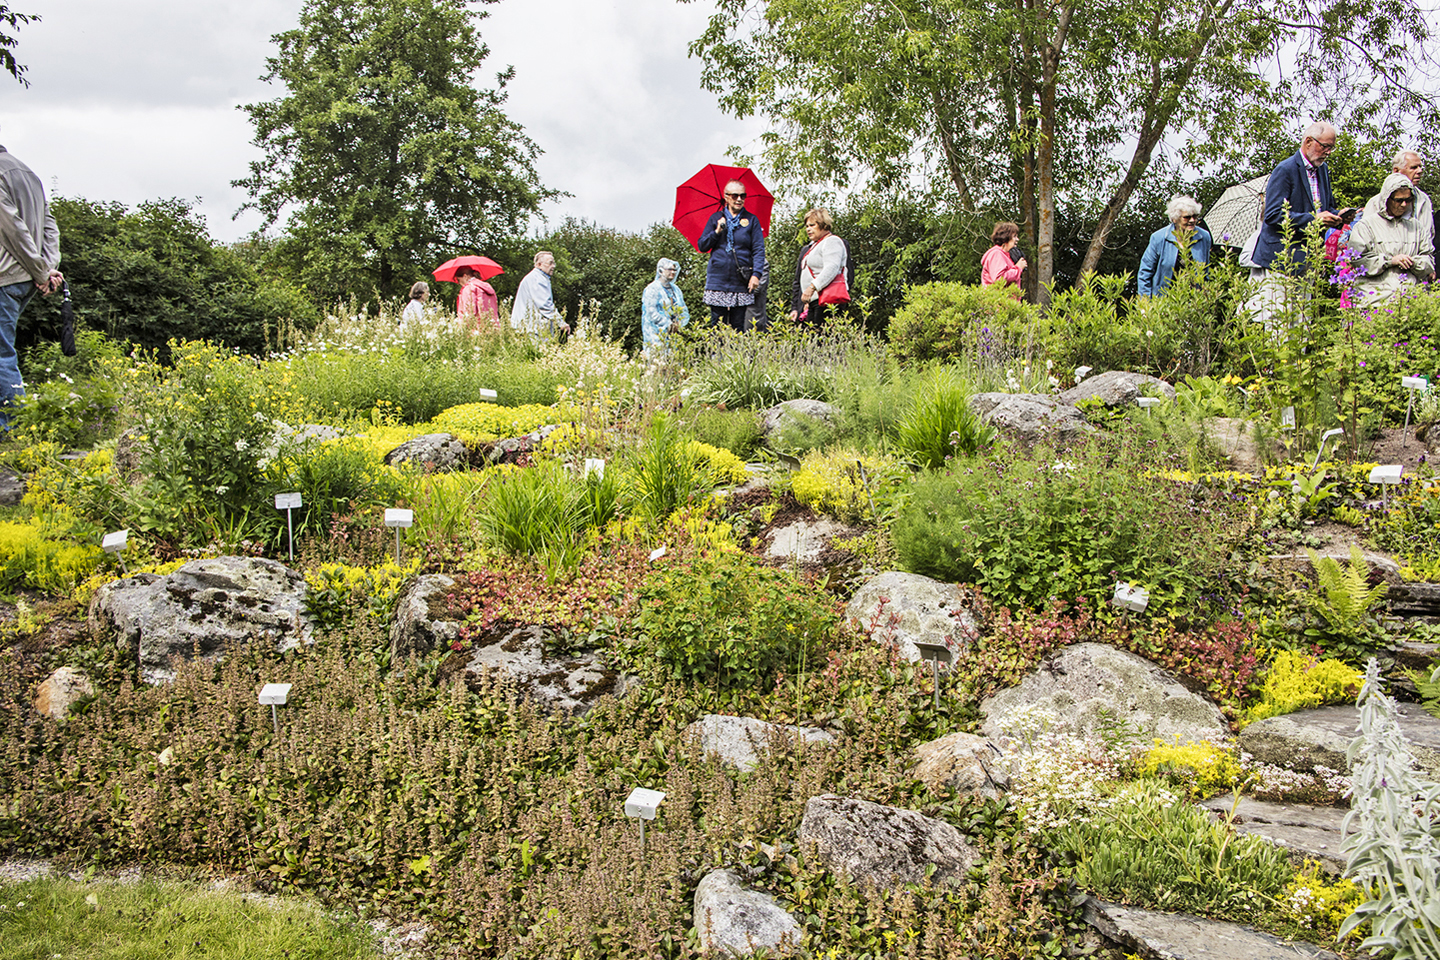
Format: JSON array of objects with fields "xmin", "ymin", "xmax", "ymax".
[
  {"xmin": 697, "ymin": 180, "xmax": 767, "ymax": 331},
  {"xmin": 454, "ymin": 265, "xmax": 499, "ymax": 328}
]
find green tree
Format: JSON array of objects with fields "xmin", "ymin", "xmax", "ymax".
[
  {"xmin": 0, "ymin": 5, "xmax": 35, "ymax": 86},
  {"xmin": 23, "ymin": 197, "xmax": 317, "ymax": 357},
  {"xmin": 687, "ymin": 0, "xmax": 1437, "ymax": 301},
  {"xmin": 235, "ymin": 0, "xmax": 553, "ymax": 305}
]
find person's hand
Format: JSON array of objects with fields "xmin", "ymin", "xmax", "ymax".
[
  {"xmin": 715, "ymin": 219, "xmax": 725, "ymax": 235},
  {"xmin": 1317, "ymin": 211, "xmax": 1343, "ymax": 227},
  {"xmin": 748, "ymin": 275, "xmax": 761, "ymax": 293},
  {"xmin": 37, "ymin": 269, "xmax": 62, "ymax": 295},
  {"xmin": 801, "ymin": 283, "xmax": 814, "ymax": 302},
  {"xmin": 1392, "ymin": 254, "xmax": 1416, "ymax": 270},
  {"xmin": 787, "ymin": 310, "xmax": 798, "ymax": 322},
  {"xmin": 1016, "ymin": 258, "xmax": 1028, "ymax": 273}
]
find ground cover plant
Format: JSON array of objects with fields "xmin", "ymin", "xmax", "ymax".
[{"xmin": 2, "ymin": 274, "xmax": 1439, "ymax": 957}]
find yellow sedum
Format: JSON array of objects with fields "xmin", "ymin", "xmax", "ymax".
[
  {"xmin": 431, "ymin": 401, "xmax": 578, "ymax": 447},
  {"xmin": 0, "ymin": 521, "xmax": 106, "ymax": 594},
  {"xmin": 792, "ymin": 448, "xmax": 902, "ymax": 524},
  {"xmin": 1137, "ymin": 739, "xmax": 1241, "ymax": 799},
  {"xmin": 1284, "ymin": 862, "xmax": 1364, "ymax": 936},
  {"xmin": 1241, "ymin": 650, "xmax": 1364, "ymax": 727}
]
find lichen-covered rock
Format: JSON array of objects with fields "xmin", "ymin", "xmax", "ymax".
[
  {"xmin": 759, "ymin": 399, "xmax": 837, "ymax": 439},
  {"xmin": 1241, "ymin": 704, "xmax": 1440, "ymax": 778},
  {"xmin": 384, "ymin": 433, "xmax": 469, "ymax": 472},
  {"xmin": 912, "ymin": 731, "xmax": 1009, "ymax": 798},
  {"xmin": 1061, "ymin": 370, "xmax": 1176, "ymax": 409},
  {"xmin": 846, "ymin": 571, "xmax": 981, "ymax": 662},
  {"xmin": 464, "ymin": 624, "xmax": 630, "ymax": 717},
  {"xmin": 967, "ymin": 393, "xmax": 1090, "ymax": 445},
  {"xmin": 764, "ymin": 518, "xmax": 861, "ymax": 563},
  {"xmin": 694, "ymin": 869, "xmax": 802, "ymax": 957},
  {"xmin": 686, "ymin": 715, "xmax": 836, "ymax": 773},
  {"xmin": 980, "ymin": 643, "xmax": 1228, "ymax": 747},
  {"xmin": 34, "ymin": 666, "xmax": 94, "ymax": 719},
  {"xmin": 798, "ymin": 794, "xmax": 977, "ymax": 890},
  {"xmin": 89, "ymin": 557, "xmax": 313, "ymax": 685},
  {"xmin": 389, "ymin": 573, "xmax": 460, "ymax": 662}
]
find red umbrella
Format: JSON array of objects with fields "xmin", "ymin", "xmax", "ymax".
[
  {"xmin": 673, "ymin": 164, "xmax": 774, "ymax": 251},
  {"xmin": 432, "ymin": 255, "xmax": 504, "ymax": 283}
]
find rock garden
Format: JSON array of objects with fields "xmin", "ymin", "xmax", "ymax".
[{"xmin": 3, "ymin": 276, "xmax": 1440, "ymax": 959}]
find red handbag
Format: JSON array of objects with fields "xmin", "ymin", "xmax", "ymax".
[{"xmin": 808, "ymin": 256, "xmax": 851, "ymax": 305}]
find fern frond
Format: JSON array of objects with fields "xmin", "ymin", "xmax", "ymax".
[{"xmin": 1302, "ymin": 546, "xmax": 1388, "ymax": 633}]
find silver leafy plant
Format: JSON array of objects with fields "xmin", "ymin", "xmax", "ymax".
[{"xmin": 1341, "ymin": 659, "xmax": 1440, "ymax": 958}]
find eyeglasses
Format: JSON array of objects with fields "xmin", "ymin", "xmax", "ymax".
[
  {"xmin": 1311, "ymin": 139, "xmax": 1337, "ymax": 153},
  {"xmin": 1392, "ymin": 196, "xmax": 1414, "ymax": 204},
  {"xmin": 725, "ymin": 191, "xmax": 746, "ymax": 199}
]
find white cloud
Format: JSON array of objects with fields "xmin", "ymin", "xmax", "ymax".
[{"xmin": 0, "ymin": 0, "xmax": 767, "ymax": 243}]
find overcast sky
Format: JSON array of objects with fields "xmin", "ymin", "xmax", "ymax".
[{"xmin": 0, "ymin": 0, "xmax": 768, "ymax": 243}]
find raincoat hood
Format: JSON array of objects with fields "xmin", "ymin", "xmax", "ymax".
[
  {"xmin": 1368, "ymin": 173, "xmax": 1420, "ymax": 221},
  {"xmin": 654, "ymin": 258, "xmax": 680, "ymax": 286}
]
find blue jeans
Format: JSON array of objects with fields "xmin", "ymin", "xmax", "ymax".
[{"xmin": 0, "ymin": 280, "xmax": 33, "ymax": 429}]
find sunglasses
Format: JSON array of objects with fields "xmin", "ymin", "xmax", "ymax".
[{"xmin": 725, "ymin": 191, "xmax": 746, "ymax": 199}]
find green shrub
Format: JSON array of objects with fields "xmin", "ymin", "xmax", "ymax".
[
  {"xmin": 0, "ymin": 520, "xmax": 105, "ymax": 593},
  {"xmin": 474, "ymin": 461, "xmax": 617, "ymax": 575},
  {"xmin": 892, "ymin": 432, "xmax": 1243, "ymax": 613},
  {"xmin": 635, "ymin": 550, "xmax": 839, "ymax": 689},
  {"xmin": 271, "ymin": 439, "xmax": 408, "ymax": 543},
  {"xmin": 14, "ymin": 330, "xmax": 127, "ymax": 449},
  {"xmin": 620, "ymin": 414, "xmax": 715, "ymax": 526},
  {"xmin": 676, "ymin": 405, "xmax": 764, "ymax": 459},
  {"xmin": 887, "ymin": 281, "xmax": 1042, "ymax": 368},
  {"xmin": 895, "ymin": 366, "xmax": 994, "ymax": 468}
]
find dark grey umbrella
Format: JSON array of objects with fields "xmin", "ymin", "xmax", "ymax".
[{"xmin": 1205, "ymin": 174, "xmax": 1268, "ymax": 247}]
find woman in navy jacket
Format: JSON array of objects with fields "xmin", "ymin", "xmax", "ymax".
[{"xmin": 697, "ymin": 179, "xmax": 767, "ymax": 331}]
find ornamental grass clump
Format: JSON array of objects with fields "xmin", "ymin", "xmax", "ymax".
[{"xmin": 895, "ymin": 366, "xmax": 994, "ymax": 468}]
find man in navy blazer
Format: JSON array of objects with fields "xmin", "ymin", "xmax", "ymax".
[{"xmin": 1253, "ymin": 122, "xmax": 1343, "ymax": 271}]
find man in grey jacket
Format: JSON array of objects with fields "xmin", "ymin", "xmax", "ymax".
[{"xmin": 0, "ymin": 142, "xmax": 62, "ymax": 429}]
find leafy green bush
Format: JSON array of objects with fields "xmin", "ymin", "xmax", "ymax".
[
  {"xmin": 892, "ymin": 433, "xmax": 1243, "ymax": 613},
  {"xmin": 887, "ymin": 281, "xmax": 1042, "ymax": 368},
  {"xmin": 14, "ymin": 330, "xmax": 127, "ymax": 449},
  {"xmin": 270, "ymin": 439, "xmax": 408, "ymax": 544},
  {"xmin": 895, "ymin": 366, "xmax": 994, "ymax": 468},
  {"xmin": 675, "ymin": 405, "xmax": 764, "ymax": 459},
  {"xmin": 634, "ymin": 550, "xmax": 839, "ymax": 689}
]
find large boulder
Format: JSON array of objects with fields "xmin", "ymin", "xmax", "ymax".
[
  {"xmin": 1241, "ymin": 704, "xmax": 1440, "ymax": 778},
  {"xmin": 89, "ymin": 557, "xmax": 313, "ymax": 685},
  {"xmin": 686, "ymin": 715, "xmax": 836, "ymax": 774},
  {"xmin": 1085, "ymin": 899, "xmax": 1339, "ymax": 960},
  {"xmin": 797, "ymin": 795, "xmax": 977, "ymax": 890},
  {"xmin": 34, "ymin": 666, "xmax": 94, "ymax": 719},
  {"xmin": 980, "ymin": 643, "xmax": 1229, "ymax": 747},
  {"xmin": 389, "ymin": 574, "xmax": 461, "ymax": 661},
  {"xmin": 465, "ymin": 624, "xmax": 628, "ymax": 717},
  {"xmin": 1061, "ymin": 370, "xmax": 1176, "ymax": 409},
  {"xmin": 693, "ymin": 869, "xmax": 802, "ymax": 957},
  {"xmin": 760, "ymin": 399, "xmax": 838, "ymax": 439},
  {"xmin": 967, "ymin": 393, "xmax": 1090, "ymax": 445},
  {"xmin": 912, "ymin": 732, "xmax": 1009, "ymax": 798},
  {"xmin": 846, "ymin": 571, "xmax": 982, "ymax": 662},
  {"xmin": 384, "ymin": 433, "xmax": 469, "ymax": 472},
  {"xmin": 764, "ymin": 518, "xmax": 861, "ymax": 564}
]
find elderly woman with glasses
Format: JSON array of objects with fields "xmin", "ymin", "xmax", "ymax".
[
  {"xmin": 697, "ymin": 179, "xmax": 767, "ymax": 331},
  {"xmin": 1347, "ymin": 173, "xmax": 1435, "ymax": 301},
  {"xmin": 1137, "ymin": 195, "xmax": 1213, "ymax": 297}
]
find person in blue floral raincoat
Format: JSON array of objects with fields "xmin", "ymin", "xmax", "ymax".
[{"xmin": 640, "ymin": 258, "xmax": 689, "ymax": 355}]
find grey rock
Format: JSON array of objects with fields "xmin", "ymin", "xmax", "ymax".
[
  {"xmin": 485, "ymin": 424, "xmax": 562, "ymax": 465},
  {"xmin": 34, "ymin": 666, "xmax": 94, "ymax": 719},
  {"xmin": 1263, "ymin": 550, "xmax": 1402, "ymax": 584},
  {"xmin": 1084, "ymin": 898, "xmax": 1339, "ymax": 960},
  {"xmin": 1061, "ymin": 370, "xmax": 1177, "ymax": 409},
  {"xmin": 389, "ymin": 574, "xmax": 460, "ymax": 662},
  {"xmin": 464, "ymin": 624, "xmax": 628, "ymax": 717},
  {"xmin": 1241, "ymin": 704, "xmax": 1440, "ymax": 778},
  {"xmin": 384, "ymin": 433, "xmax": 469, "ymax": 472},
  {"xmin": 967, "ymin": 392, "xmax": 1091, "ymax": 444},
  {"xmin": 760, "ymin": 399, "xmax": 837, "ymax": 438},
  {"xmin": 912, "ymin": 731, "xmax": 1009, "ymax": 798},
  {"xmin": 846, "ymin": 571, "xmax": 982, "ymax": 662},
  {"xmin": 981, "ymin": 643, "xmax": 1229, "ymax": 747},
  {"xmin": 1198, "ymin": 795, "xmax": 1349, "ymax": 874},
  {"xmin": 764, "ymin": 518, "xmax": 859, "ymax": 563},
  {"xmin": 1392, "ymin": 640, "xmax": 1440, "ymax": 672},
  {"xmin": 0, "ymin": 467, "xmax": 24, "ymax": 506},
  {"xmin": 693, "ymin": 869, "xmax": 802, "ymax": 957},
  {"xmin": 797, "ymin": 794, "xmax": 977, "ymax": 890},
  {"xmin": 89, "ymin": 557, "xmax": 313, "ymax": 685},
  {"xmin": 1391, "ymin": 581, "xmax": 1440, "ymax": 619},
  {"xmin": 686, "ymin": 715, "xmax": 836, "ymax": 774}
]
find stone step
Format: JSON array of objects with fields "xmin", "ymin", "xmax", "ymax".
[
  {"xmin": 1084, "ymin": 898, "xmax": 1341, "ymax": 960},
  {"xmin": 1198, "ymin": 795, "xmax": 1349, "ymax": 874}
]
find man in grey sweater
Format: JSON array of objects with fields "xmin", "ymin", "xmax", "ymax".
[{"xmin": 0, "ymin": 142, "xmax": 62, "ymax": 429}]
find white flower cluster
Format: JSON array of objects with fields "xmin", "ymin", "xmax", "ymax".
[{"xmin": 994, "ymin": 704, "xmax": 1128, "ymax": 832}]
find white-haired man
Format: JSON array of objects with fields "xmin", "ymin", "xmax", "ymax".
[
  {"xmin": 511, "ymin": 250, "xmax": 569, "ymax": 339},
  {"xmin": 0, "ymin": 141, "xmax": 63, "ymax": 430},
  {"xmin": 1392, "ymin": 149, "xmax": 1433, "ymax": 254}
]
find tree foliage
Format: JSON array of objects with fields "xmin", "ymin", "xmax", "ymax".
[
  {"xmin": 235, "ymin": 0, "xmax": 553, "ymax": 304},
  {"xmin": 23, "ymin": 198, "xmax": 316, "ymax": 358},
  {"xmin": 686, "ymin": 0, "xmax": 1439, "ymax": 298},
  {"xmin": 0, "ymin": 4, "xmax": 35, "ymax": 87}
]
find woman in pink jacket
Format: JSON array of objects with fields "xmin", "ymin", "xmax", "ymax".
[
  {"xmin": 454, "ymin": 265, "xmax": 499, "ymax": 328},
  {"xmin": 980, "ymin": 221, "xmax": 1027, "ymax": 293}
]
